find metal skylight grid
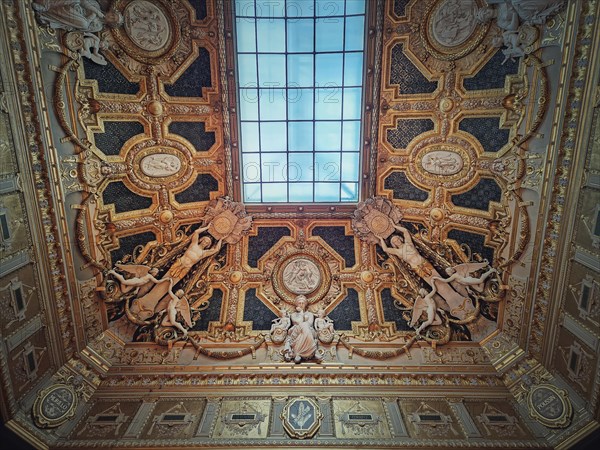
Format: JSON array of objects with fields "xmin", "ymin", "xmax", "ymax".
[{"xmin": 235, "ymin": 0, "xmax": 366, "ymax": 203}]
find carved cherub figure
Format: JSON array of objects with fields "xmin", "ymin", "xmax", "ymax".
[
  {"xmin": 434, "ymin": 261, "xmax": 498, "ymax": 297},
  {"xmin": 269, "ymin": 308, "xmax": 291, "ymax": 344},
  {"xmin": 410, "ymin": 287, "xmax": 443, "ymax": 335},
  {"xmin": 32, "ymin": 0, "xmax": 123, "ymax": 65},
  {"xmin": 314, "ymin": 309, "xmax": 334, "ymax": 334},
  {"xmin": 161, "ymin": 288, "xmax": 192, "ymax": 337},
  {"xmin": 108, "ymin": 264, "xmax": 168, "ymax": 297},
  {"xmin": 378, "ymin": 224, "xmax": 475, "ymax": 320}
]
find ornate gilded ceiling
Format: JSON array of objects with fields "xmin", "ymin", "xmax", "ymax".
[{"xmin": 0, "ymin": 0, "xmax": 598, "ymax": 448}]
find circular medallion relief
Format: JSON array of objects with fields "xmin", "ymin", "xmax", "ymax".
[
  {"xmin": 124, "ymin": 0, "xmax": 171, "ymax": 52},
  {"xmin": 140, "ymin": 153, "xmax": 182, "ymax": 177},
  {"xmin": 421, "ymin": 150, "xmax": 464, "ymax": 176},
  {"xmin": 431, "ymin": 0, "xmax": 478, "ymax": 47},
  {"xmin": 282, "ymin": 257, "xmax": 321, "ymax": 295}
]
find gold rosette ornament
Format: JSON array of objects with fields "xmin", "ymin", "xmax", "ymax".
[
  {"xmin": 201, "ymin": 197, "xmax": 252, "ymax": 244},
  {"xmin": 351, "ymin": 196, "xmax": 403, "ymax": 244}
]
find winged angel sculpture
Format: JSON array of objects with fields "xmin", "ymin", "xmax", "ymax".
[
  {"xmin": 352, "ymin": 197, "xmax": 504, "ymax": 344},
  {"xmin": 102, "ymin": 197, "xmax": 251, "ymax": 345}
]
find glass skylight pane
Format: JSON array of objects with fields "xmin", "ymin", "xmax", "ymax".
[
  {"xmin": 237, "ymin": 54, "xmax": 257, "ymax": 87},
  {"xmin": 315, "ymin": 153, "xmax": 341, "ymax": 182},
  {"xmin": 342, "ymin": 152, "xmax": 359, "ymax": 181},
  {"xmin": 315, "ymin": 54, "xmax": 343, "ymax": 86},
  {"xmin": 315, "ymin": 122, "xmax": 341, "ymax": 151},
  {"xmin": 260, "ymin": 122, "xmax": 286, "ymax": 151},
  {"xmin": 287, "ymin": 19, "xmax": 314, "ymax": 53},
  {"xmin": 342, "ymin": 121, "xmax": 360, "ymax": 150},
  {"xmin": 244, "ymin": 183, "xmax": 261, "ymax": 202},
  {"xmin": 289, "ymin": 183, "xmax": 314, "ymax": 202},
  {"xmin": 345, "ymin": 16, "xmax": 364, "ymax": 51},
  {"xmin": 258, "ymin": 54, "xmax": 286, "ymax": 86},
  {"xmin": 288, "ymin": 122, "xmax": 314, "ymax": 151},
  {"xmin": 288, "ymin": 89, "xmax": 314, "ymax": 120},
  {"xmin": 239, "ymin": 89, "xmax": 259, "ymax": 120},
  {"xmin": 256, "ymin": 19, "xmax": 285, "ymax": 52},
  {"xmin": 316, "ymin": 20, "xmax": 344, "ymax": 51},
  {"xmin": 261, "ymin": 153, "xmax": 287, "ymax": 182},
  {"xmin": 341, "ymin": 182, "xmax": 358, "ymax": 201},
  {"xmin": 287, "ymin": 54, "xmax": 314, "ymax": 87},
  {"xmin": 315, "ymin": 183, "xmax": 340, "ymax": 202},
  {"xmin": 259, "ymin": 88, "xmax": 287, "ymax": 120},
  {"xmin": 236, "ymin": 0, "xmax": 366, "ymax": 203},
  {"xmin": 263, "ymin": 183, "xmax": 288, "ymax": 202},
  {"xmin": 346, "ymin": 0, "xmax": 365, "ymax": 14},
  {"xmin": 288, "ymin": 153, "xmax": 314, "ymax": 181},
  {"xmin": 242, "ymin": 153, "xmax": 261, "ymax": 181},
  {"xmin": 344, "ymin": 52, "xmax": 363, "ymax": 86},
  {"xmin": 241, "ymin": 122, "xmax": 260, "ymax": 152},
  {"xmin": 236, "ymin": 0, "xmax": 256, "ymax": 17},
  {"xmin": 316, "ymin": 1, "xmax": 345, "ymax": 17},
  {"xmin": 315, "ymin": 88, "xmax": 342, "ymax": 119},
  {"xmin": 343, "ymin": 88, "xmax": 362, "ymax": 120},
  {"xmin": 236, "ymin": 18, "xmax": 256, "ymax": 52},
  {"xmin": 256, "ymin": 0, "xmax": 285, "ymax": 17}
]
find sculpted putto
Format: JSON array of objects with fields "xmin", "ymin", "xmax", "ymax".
[
  {"xmin": 128, "ymin": 225, "xmax": 222, "ymax": 322},
  {"xmin": 379, "ymin": 224, "xmax": 476, "ymax": 320},
  {"xmin": 476, "ymin": 0, "xmax": 565, "ymax": 62},
  {"xmin": 103, "ymin": 197, "xmax": 252, "ymax": 346},
  {"xmin": 32, "ymin": 0, "xmax": 123, "ymax": 65},
  {"xmin": 352, "ymin": 196, "xmax": 503, "ymax": 340}
]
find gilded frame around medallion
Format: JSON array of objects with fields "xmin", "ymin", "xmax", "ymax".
[
  {"xmin": 281, "ymin": 397, "xmax": 323, "ymax": 439},
  {"xmin": 526, "ymin": 384, "xmax": 573, "ymax": 429},
  {"xmin": 32, "ymin": 384, "xmax": 78, "ymax": 428},
  {"xmin": 420, "ymin": 0, "xmax": 491, "ymax": 62},
  {"xmin": 272, "ymin": 251, "xmax": 332, "ymax": 305}
]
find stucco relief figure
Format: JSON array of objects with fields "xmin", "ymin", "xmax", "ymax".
[
  {"xmin": 421, "ymin": 151, "xmax": 464, "ymax": 176},
  {"xmin": 283, "ymin": 295, "xmax": 320, "ymax": 363},
  {"xmin": 140, "ymin": 154, "xmax": 181, "ymax": 178},
  {"xmin": 432, "ymin": 0, "xmax": 478, "ymax": 47},
  {"xmin": 161, "ymin": 288, "xmax": 192, "ymax": 337},
  {"xmin": 314, "ymin": 309, "xmax": 336, "ymax": 343},
  {"xmin": 107, "ymin": 264, "xmax": 167, "ymax": 297},
  {"xmin": 434, "ymin": 262, "xmax": 498, "ymax": 297},
  {"xmin": 124, "ymin": 0, "xmax": 170, "ymax": 52},
  {"xmin": 269, "ymin": 309, "xmax": 291, "ymax": 344},
  {"xmin": 378, "ymin": 224, "xmax": 475, "ymax": 320},
  {"xmin": 410, "ymin": 287, "xmax": 444, "ymax": 335},
  {"xmin": 476, "ymin": 0, "xmax": 564, "ymax": 62},
  {"xmin": 282, "ymin": 258, "xmax": 320, "ymax": 294},
  {"xmin": 32, "ymin": 0, "xmax": 122, "ymax": 65},
  {"xmin": 129, "ymin": 225, "xmax": 222, "ymax": 321}
]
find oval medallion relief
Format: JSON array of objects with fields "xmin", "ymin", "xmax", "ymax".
[
  {"xmin": 431, "ymin": 0, "xmax": 478, "ymax": 47},
  {"xmin": 32, "ymin": 384, "xmax": 77, "ymax": 428},
  {"xmin": 140, "ymin": 153, "xmax": 182, "ymax": 177},
  {"xmin": 124, "ymin": 0, "xmax": 171, "ymax": 52},
  {"xmin": 421, "ymin": 150, "xmax": 464, "ymax": 176}
]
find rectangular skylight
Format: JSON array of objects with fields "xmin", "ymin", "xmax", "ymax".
[{"xmin": 235, "ymin": 0, "xmax": 366, "ymax": 203}]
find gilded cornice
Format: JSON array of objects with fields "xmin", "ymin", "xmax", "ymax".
[
  {"xmin": 1, "ymin": 0, "xmax": 76, "ymax": 363},
  {"xmin": 532, "ymin": 0, "xmax": 599, "ymax": 362}
]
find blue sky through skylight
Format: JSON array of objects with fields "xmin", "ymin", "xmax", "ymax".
[{"xmin": 235, "ymin": 0, "xmax": 366, "ymax": 203}]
